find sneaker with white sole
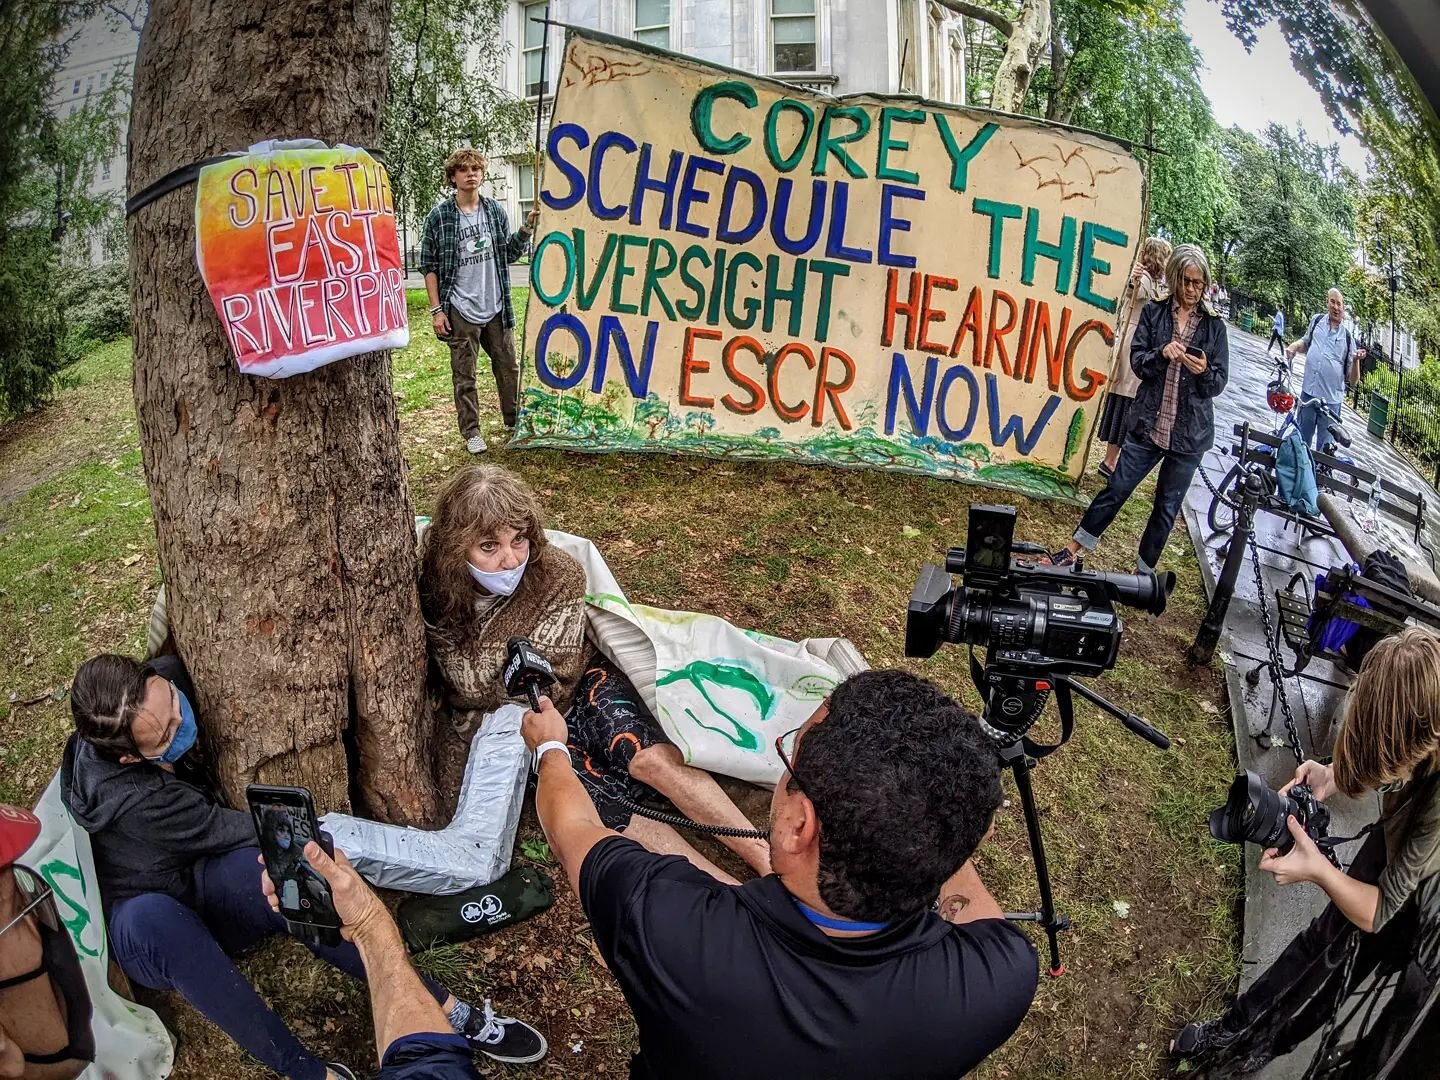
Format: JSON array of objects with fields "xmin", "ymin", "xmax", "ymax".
[
  {"xmin": 457, "ymin": 998, "xmax": 547, "ymax": 1064},
  {"xmin": 326, "ymin": 1064, "xmax": 359, "ymax": 1080},
  {"xmin": 465, "ymin": 435, "xmax": 487, "ymax": 454}
]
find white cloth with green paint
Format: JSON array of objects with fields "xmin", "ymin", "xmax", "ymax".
[
  {"xmin": 31, "ymin": 776, "xmax": 176, "ymax": 1078},
  {"xmin": 547, "ymin": 532, "xmax": 868, "ymax": 788}
]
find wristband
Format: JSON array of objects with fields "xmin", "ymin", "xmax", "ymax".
[
  {"xmin": 533, "ymin": 740, "xmax": 570, "ymax": 774},
  {"xmin": 429, "ymin": 305, "xmax": 444, "ymax": 316}
]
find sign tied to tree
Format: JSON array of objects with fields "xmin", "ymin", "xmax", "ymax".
[
  {"xmin": 195, "ymin": 141, "xmax": 410, "ymax": 378},
  {"xmin": 517, "ymin": 30, "xmax": 1145, "ymax": 501}
]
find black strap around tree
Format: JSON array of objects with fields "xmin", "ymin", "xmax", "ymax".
[{"xmin": 124, "ymin": 145, "xmax": 388, "ymax": 219}]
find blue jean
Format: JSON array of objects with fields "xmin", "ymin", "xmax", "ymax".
[
  {"xmin": 1075, "ymin": 435, "xmax": 1201, "ymax": 571},
  {"xmin": 1296, "ymin": 397, "xmax": 1340, "ymax": 454},
  {"xmin": 108, "ymin": 846, "xmax": 447, "ymax": 1080}
]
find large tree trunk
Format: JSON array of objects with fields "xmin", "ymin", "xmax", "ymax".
[
  {"xmin": 126, "ymin": 0, "xmax": 439, "ymax": 825},
  {"xmin": 990, "ymin": 0, "xmax": 1049, "ymax": 114}
]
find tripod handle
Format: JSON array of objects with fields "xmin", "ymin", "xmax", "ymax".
[{"xmin": 1120, "ymin": 711, "xmax": 1170, "ymax": 749}]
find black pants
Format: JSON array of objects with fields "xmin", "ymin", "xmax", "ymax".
[
  {"xmin": 1073, "ymin": 434, "xmax": 1200, "ymax": 571},
  {"xmin": 1268, "ymin": 329, "xmax": 1286, "ymax": 352},
  {"xmin": 1219, "ymin": 829, "xmax": 1423, "ymax": 1073}
]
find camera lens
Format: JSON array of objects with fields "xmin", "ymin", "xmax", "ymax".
[{"xmin": 1208, "ymin": 771, "xmax": 1295, "ymax": 852}]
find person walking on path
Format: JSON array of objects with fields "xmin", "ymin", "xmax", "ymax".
[
  {"xmin": 421, "ymin": 149, "xmax": 537, "ymax": 455},
  {"xmin": 1049, "ymin": 244, "xmax": 1229, "ymax": 573},
  {"xmin": 1287, "ymin": 288, "xmax": 1366, "ymax": 454},
  {"xmin": 1268, "ymin": 307, "xmax": 1286, "ymax": 354},
  {"xmin": 1096, "ymin": 237, "xmax": 1172, "ymax": 479}
]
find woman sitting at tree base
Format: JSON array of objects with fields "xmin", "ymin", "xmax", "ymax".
[
  {"xmin": 420, "ymin": 464, "xmax": 770, "ymax": 883},
  {"xmin": 62, "ymin": 652, "xmax": 547, "ymax": 1080}
]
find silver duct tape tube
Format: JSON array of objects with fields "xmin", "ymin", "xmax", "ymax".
[{"xmin": 321, "ymin": 704, "xmax": 530, "ymax": 895}]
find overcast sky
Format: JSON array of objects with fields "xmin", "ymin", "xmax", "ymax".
[{"xmin": 1182, "ymin": 0, "xmax": 1370, "ymax": 176}]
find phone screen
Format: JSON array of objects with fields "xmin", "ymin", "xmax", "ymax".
[{"xmin": 247, "ymin": 786, "xmax": 340, "ymax": 929}]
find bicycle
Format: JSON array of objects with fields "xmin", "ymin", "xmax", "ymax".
[{"xmin": 1206, "ymin": 357, "xmax": 1352, "ymax": 534}]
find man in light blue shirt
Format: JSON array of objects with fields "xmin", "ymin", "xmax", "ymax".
[{"xmin": 1287, "ymin": 288, "xmax": 1366, "ymax": 453}]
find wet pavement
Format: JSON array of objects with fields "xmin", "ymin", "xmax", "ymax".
[{"xmin": 1174, "ymin": 323, "xmax": 1440, "ymax": 1077}]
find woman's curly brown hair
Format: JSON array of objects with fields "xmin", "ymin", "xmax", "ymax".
[{"xmin": 420, "ymin": 465, "xmax": 549, "ymax": 645}]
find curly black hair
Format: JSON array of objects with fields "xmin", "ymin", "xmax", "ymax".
[{"xmin": 793, "ymin": 668, "xmax": 1002, "ymax": 922}]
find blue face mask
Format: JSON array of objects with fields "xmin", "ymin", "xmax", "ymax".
[{"xmin": 150, "ymin": 686, "xmax": 198, "ymax": 764}]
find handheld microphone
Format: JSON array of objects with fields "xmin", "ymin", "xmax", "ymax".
[{"xmin": 504, "ymin": 637, "xmax": 556, "ymax": 711}]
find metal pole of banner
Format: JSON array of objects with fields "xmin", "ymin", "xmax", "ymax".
[{"xmin": 532, "ymin": 10, "xmax": 551, "ymax": 163}]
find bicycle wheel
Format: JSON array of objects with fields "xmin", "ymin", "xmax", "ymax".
[{"xmin": 1207, "ymin": 464, "xmax": 1242, "ymax": 534}]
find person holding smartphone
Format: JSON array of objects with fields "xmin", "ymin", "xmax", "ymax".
[
  {"xmin": 61, "ymin": 653, "xmax": 547, "ymax": 1080},
  {"xmin": 259, "ymin": 840, "xmax": 485, "ymax": 1079},
  {"xmin": 1049, "ymin": 244, "xmax": 1229, "ymax": 574}
]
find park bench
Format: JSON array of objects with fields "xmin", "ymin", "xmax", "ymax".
[{"xmin": 1207, "ymin": 421, "xmax": 1430, "ymax": 550}]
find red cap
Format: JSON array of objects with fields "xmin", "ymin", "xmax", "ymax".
[{"xmin": 0, "ymin": 805, "xmax": 41, "ymax": 868}]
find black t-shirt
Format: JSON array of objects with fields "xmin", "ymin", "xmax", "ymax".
[{"xmin": 580, "ymin": 837, "xmax": 1038, "ymax": 1080}]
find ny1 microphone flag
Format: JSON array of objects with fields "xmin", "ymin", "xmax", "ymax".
[
  {"xmin": 195, "ymin": 140, "xmax": 409, "ymax": 379},
  {"xmin": 516, "ymin": 27, "xmax": 1145, "ymax": 502}
]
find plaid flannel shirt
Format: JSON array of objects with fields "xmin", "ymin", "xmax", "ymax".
[
  {"xmin": 420, "ymin": 195, "xmax": 529, "ymax": 337},
  {"xmin": 1149, "ymin": 302, "xmax": 1203, "ymax": 451}
]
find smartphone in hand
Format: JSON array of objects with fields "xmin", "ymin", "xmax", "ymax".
[
  {"xmin": 246, "ymin": 785, "xmax": 342, "ymax": 941},
  {"xmin": 1184, "ymin": 345, "xmax": 1205, "ymax": 359}
]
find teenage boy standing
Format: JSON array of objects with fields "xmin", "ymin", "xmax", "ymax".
[{"xmin": 421, "ymin": 150, "xmax": 536, "ymax": 454}]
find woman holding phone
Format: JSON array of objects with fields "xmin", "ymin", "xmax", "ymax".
[
  {"xmin": 61, "ymin": 653, "xmax": 547, "ymax": 1080},
  {"xmin": 1048, "ymin": 244, "xmax": 1229, "ymax": 573}
]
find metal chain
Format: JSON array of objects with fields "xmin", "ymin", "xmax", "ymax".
[{"xmin": 1246, "ymin": 518, "xmax": 1306, "ymax": 763}]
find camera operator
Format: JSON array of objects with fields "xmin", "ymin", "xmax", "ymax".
[
  {"xmin": 1172, "ymin": 627, "xmax": 1440, "ymax": 1071},
  {"xmin": 523, "ymin": 668, "xmax": 1039, "ymax": 1079},
  {"xmin": 258, "ymin": 842, "xmax": 483, "ymax": 1080}
]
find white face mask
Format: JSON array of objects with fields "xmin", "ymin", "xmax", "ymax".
[{"xmin": 468, "ymin": 557, "xmax": 528, "ymax": 596}]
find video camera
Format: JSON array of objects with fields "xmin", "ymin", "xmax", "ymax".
[
  {"xmin": 907, "ymin": 504, "xmax": 1174, "ymax": 678},
  {"xmin": 903, "ymin": 504, "xmax": 1175, "ymax": 974}
]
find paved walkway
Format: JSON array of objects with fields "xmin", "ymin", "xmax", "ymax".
[{"xmin": 1176, "ymin": 323, "xmax": 1440, "ymax": 1077}]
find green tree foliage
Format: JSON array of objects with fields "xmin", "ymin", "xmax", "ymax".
[
  {"xmin": 1217, "ymin": 124, "xmax": 1354, "ymax": 321},
  {"xmin": 386, "ymin": 0, "xmax": 533, "ymax": 229},
  {"xmin": 1029, "ymin": 0, "xmax": 1230, "ymax": 246},
  {"xmin": 1, "ymin": 0, "xmax": 123, "ymax": 420}
]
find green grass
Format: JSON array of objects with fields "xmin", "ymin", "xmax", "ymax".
[{"xmin": 0, "ymin": 302, "xmax": 1243, "ymax": 1080}]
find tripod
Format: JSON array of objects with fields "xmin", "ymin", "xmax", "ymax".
[{"xmin": 973, "ymin": 662, "xmax": 1171, "ymax": 975}]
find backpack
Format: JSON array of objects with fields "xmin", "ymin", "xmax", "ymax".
[{"xmin": 1275, "ymin": 431, "xmax": 1320, "ymax": 517}]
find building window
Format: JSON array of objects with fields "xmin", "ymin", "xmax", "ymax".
[
  {"xmin": 927, "ymin": 8, "xmax": 942, "ymax": 99},
  {"xmin": 86, "ymin": 76, "xmax": 94, "ymax": 94},
  {"xmin": 523, "ymin": 2, "xmax": 548, "ymax": 96},
  {"xmin": 100, "ymin": 72, "xmax": 109, "ymax": 87},
  {"xmin": 771, "ymin": 0, "xmax": 817, "ymax": 73},
  {"xmin": 896, "ymin": 0, "xmax": 919, "ymax": 93},
  {"xmin": 102, "ymin": 158, "xmax": 111, "ymax": 180},
  {"xmin": 517, "ymin": 162, "xmax": 536, "ymax": 223},
  {"xmin": 72, "ymin": 79, "xmax": 81, "ymax": 94},
  {"xmin": 634, "ymin": 0, "xmax": 669, "ymax": 48},
  {"xmin": 949, "ymin": 33, "xmax": 964, "ymax": 103},
  {"xmin": 68, "ymin": 104, "xmax": 76, "ymax": 116}
]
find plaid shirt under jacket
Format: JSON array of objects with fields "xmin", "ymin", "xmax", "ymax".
[{"xmin": 420, "ymin": 194, "xmax": 529, "ymax": 337}]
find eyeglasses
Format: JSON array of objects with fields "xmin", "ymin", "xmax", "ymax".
[
  {"xmin": 0, "ymin": 864, "xmax": 59, "ymax": 941},
  {"xmin": 775, "ymin": 726, "xmax": 806, "ymax": 796},
  {"xmin": 1182, "ymin": 277, "xmax": 1205, "ymax": 290}
]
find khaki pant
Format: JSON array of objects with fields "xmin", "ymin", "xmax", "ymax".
[{"xmin": 447, "ymin": 307, "xmax": 519, "ymax": 437}]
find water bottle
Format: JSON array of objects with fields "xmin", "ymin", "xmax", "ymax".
[{"xmin": 1365, "ymin": 481, "xmax": 1382, "ymax": 532}]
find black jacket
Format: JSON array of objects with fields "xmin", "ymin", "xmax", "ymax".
[
  {"xmin": 1127, "ymin": 298, "xmax": 1230, "ymax": 456},
  {"xmin": 60, "ymin": 656, "xmax": 254, "ymax": 908}
]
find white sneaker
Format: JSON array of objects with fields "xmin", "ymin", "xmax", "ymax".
[{"xmin": 466, "ymin": 435, "xmax": 488, "ymax": 454}]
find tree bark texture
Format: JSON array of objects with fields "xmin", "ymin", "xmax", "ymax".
[
  {"xmin": 989, "ymin": 0, "xmax": 1049, "ymax": 114},
  {"xmin": 127, "ymin": 0, "xmax": 440, "ymax": 825}
]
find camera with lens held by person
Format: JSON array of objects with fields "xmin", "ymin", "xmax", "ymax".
[{"xmin": 1208, "ymin": 769, "xmax": 1335, "ymax": 861}]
